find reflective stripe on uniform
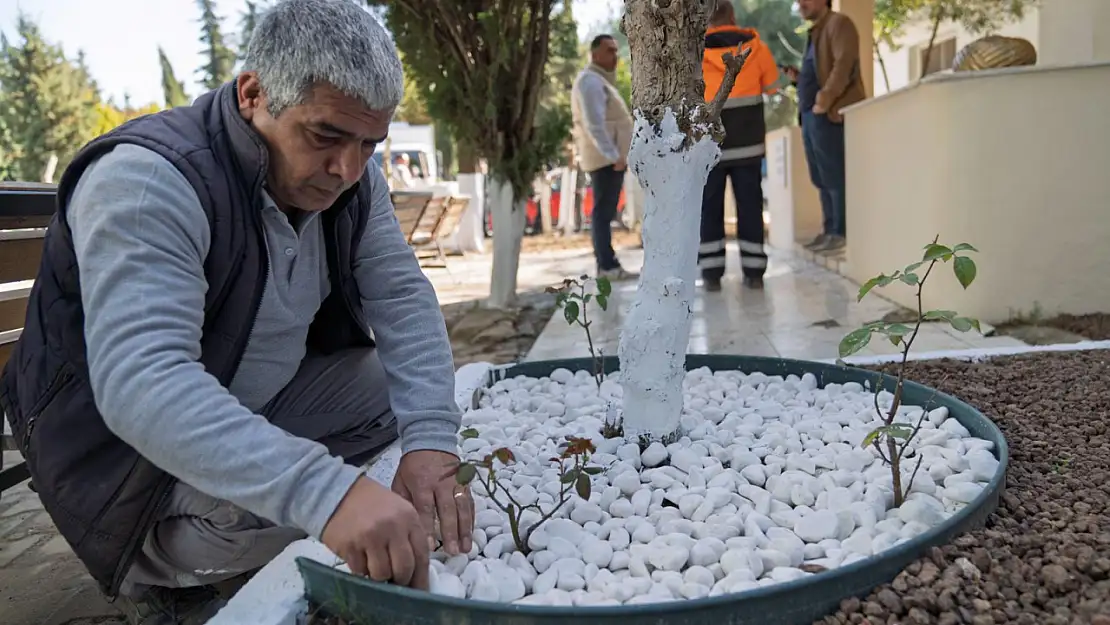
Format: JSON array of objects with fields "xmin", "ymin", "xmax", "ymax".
[
  {"xmin": 722, "ymin": 94, "xmax": 763, "ymax": 109},
  {"xmin": 720, "ymin": 144, "xmax": 766, "ymax": 161}
]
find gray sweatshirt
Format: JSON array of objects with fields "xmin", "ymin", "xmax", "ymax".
[{"xmin": 66, "ymin": 144, "xmax": 460, "ymax": 540}]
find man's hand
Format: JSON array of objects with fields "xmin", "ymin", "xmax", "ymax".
[
  {"xmin": 812, "ymin": 103, "xmax": 828, "ymax": 114},
  {"xmin": 321, "ymin": 477, "xmax": 430, "ymax": 589},
  {"xmin": 782, "ymin": 64, "xmax": 799, "ymax": 82},
  {"xmin": 392, "ymin": 450, "xmax": 475, "ymax": 556},
  {"xmin": 614, "ymin": 156, "xmax": 628, "ymax": 172}
]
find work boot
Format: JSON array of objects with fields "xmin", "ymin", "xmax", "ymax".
[
  {"xmin": 115, "ymin": 585, "xmax": 228, "ymax": 625},
  {"xmin": 743, "ymin": 275, "xmax": 764, "ymax": 290},
  {"xmin": 803, "ymin": 234, "xmax": 829, "ymax": 249},
  {"xmin": 703, "ymin": 276, "xmax": 722, "ymax": 292}
]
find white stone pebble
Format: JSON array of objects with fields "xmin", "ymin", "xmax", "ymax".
[{"xmin": 425, "ymin": 367, "xmax": 999, "ymax": 605}]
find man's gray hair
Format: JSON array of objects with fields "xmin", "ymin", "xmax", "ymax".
[{"xmin": 243, "ymin": 0, "xmax": 404, "ymax": 117}]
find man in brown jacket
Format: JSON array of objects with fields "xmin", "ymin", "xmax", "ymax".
[{"xmin": 784, "ymin": 0, "xmax": 866, "ymax": 252}]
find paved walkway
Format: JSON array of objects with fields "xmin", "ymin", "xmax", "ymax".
[{"xmin": 526, "ymin": 244, "xmax": 1028, "ymax": 361}]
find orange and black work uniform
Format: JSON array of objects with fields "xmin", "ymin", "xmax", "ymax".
[{"xmin": 698, "ymin": 25, "xmax": 779, "ymax": 281}]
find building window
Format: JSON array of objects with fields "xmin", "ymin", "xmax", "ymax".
[{"xmin": 916, "ymin": 37, "xmax": 957, "ymax": 78}]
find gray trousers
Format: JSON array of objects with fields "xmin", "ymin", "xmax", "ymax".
[{"xmin": 121, "ymin": 348, "xmax": 398, "ymax": 593}]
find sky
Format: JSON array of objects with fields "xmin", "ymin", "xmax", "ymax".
[{"xmin": 0, "ymin": 0, "xmax": 625, "ymax": 106}]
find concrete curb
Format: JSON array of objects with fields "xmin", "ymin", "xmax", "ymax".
[{"xmin": 211, "ymin": 343, "xmax": 1109, "ymax": 623}]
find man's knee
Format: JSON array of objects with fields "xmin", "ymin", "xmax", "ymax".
[{"xmin": 125, "ymin": 484, "xmax": 306, "ymax": 590}]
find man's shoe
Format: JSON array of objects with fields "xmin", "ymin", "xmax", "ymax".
[
  {"xmin": 803, "ymin": 234, "xmax": 829, "ymax": 249},
  {"xmin": 703, "ymin": 276, "xmax": 722, "ymax": 292},
  {"xmin": 115, "ymin": 585, "xmax": 228, "ymax": 625},
  {"xmin": 743, "ymin": 276, "xmax": 765, "ymax": 290},
  {"xmin": 598, "ymin": 267, "xmax": 639, "ymax": 282},
  {"xmin": 813, "ymin": 235, "xmax": 846, "ymax": 252}
]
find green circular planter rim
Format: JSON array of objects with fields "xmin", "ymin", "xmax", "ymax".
[{"xmin": 299, "ymin": 354, "xmax": 1008, "ymax": 625}]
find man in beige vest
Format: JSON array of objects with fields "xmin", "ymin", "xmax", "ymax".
[{"xmin": 571, "ymin": 34, "xmax": 637, "ymax": 281}]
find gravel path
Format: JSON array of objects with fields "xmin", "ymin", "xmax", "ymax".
[
  {"xmin": 821, "ymin": 351, "xmax": 1110, "ymax": 625},
  {"xmin": 1042, "ymin": 313, "xmax": 1110, "ymax": 341}
]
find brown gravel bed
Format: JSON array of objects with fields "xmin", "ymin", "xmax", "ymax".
[{"xmin": 820, "ymin": 350, "xmax": 1110, "ymax": 625}]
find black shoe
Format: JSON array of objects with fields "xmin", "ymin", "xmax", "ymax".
[
  {"xmin": 743, "ymin": 276, "xmax": 765, "ymax": 290},
  {"xmin": 115, "ymin": 585, "xmax": 228, "ymax": 625},
  {"xmin": 804, "ymin": 234, "xmax": 829, "ymax": 249},
  {"xmin": 703, "ymin": 276, "xmax": 722, "ymax": 292}
]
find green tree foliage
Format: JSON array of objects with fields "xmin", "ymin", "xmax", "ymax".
[
  {"xmin": 239, "ymin": 1, "xmax": 264, "ymax": 62},
  {"xmin": 0, "ymin": 16, "xmax": 100, "ymax": 181},
  {"xmin": 732, "ymin": 0, "xmax": 806, "ymax": 132},
  {"xmin": 159, "ymin": 47, "xmax": 191, "ymax": 108},
  {"xmin": 197, "ymin": 0, "xmax": 236, "ymax": 90},
  {"xmin": 366, "ymin": 0, "xmax": 570, "ymax": 202}
]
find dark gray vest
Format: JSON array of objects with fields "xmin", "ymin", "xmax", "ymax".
[{"xmin": 0, "ymin": 81, "xmax": 376, "ymax": 596}]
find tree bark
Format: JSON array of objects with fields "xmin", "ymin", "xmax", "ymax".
[
  {"xmin": 617, "ymin": 0, "xmax": 743, "ymax": 438},
  {"xmin": 920, "ymin": 7, "xmax": 945, "ymax": 80},
  {"xmin": 486, "ymin": 177, "xmax": 525, "ymax": 309}
]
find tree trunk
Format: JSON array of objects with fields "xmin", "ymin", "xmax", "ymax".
[
  {"xmin": 486, "ymin": 177, "xmax": 525, "ymax": 309},
  {"xmin": 538, "ymin": 175, "xmax": 554, "ymax": 234},
  {"xmin": 875, "ymin": 40, "xmax": 891, "ymax": 93},
  {"xmin": 919, "ymin": 8, "xmax": 945, "ymax": 80},
  {"xmin": 617, "ymin": 0, "xmax": 734, "ymax": 438},
  {"xmin": 454, "ymin": 142, "xmax": 486, "ymax": 253},
  {"xmin": 557, "ymin": 162, "xmax": 579, "ymax": 235}
]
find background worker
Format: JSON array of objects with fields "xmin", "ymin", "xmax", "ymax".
[{"xmin": 698, "ymin": 0, "xmax": 780, "ymax": 291}]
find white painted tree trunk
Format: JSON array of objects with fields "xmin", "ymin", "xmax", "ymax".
[
  {"xmin": 455, "ymin": 173, "xmax": 486, "ymax": 253},
  {"xmin": 617, "ymin": 110, "xmax": 720, "ymax": 438},
  {"xmin": 486, "ymin": 177, "xmax": 525, "ymax": 309},
  {"xmin": 557, "ymin": 166, "xmax": 578, "ymax": 236},
  {"xmin": 538, "ymin": 176, "xmax": 554, "ymax": 234}
]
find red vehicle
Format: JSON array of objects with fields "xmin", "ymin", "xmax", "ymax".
[{"xmin": 486, "ymin": 175, "xmax": 627, "ymax": 236}]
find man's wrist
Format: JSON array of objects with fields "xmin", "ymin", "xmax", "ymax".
[{"xmin": 400, "ymin": 415, "xmax": 461, "ymax": 457}]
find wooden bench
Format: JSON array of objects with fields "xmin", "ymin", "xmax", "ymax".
[
  {"xmin": 0, "ymin": 182, "xmax": 54, "ymax": 496},
  {"xmin": 390, "ymin": 191, "xmax": 469, "ymax": 273}
]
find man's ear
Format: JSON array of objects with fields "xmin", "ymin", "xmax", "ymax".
[{"xmin": 237, "ymin": 72, "xmax": 264, "ymax": 121}]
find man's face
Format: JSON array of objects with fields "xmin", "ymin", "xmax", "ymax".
[
  {"xmin": 237, "ymin": 73, "xmax": 392, "ymax": 212},
  {"xmin": 593, "ymin": 37, "xmax": 620, "ymax": 71},
  {"xmin": 796, "ymin": 0, "xmax": 828, "ymax": 21}
]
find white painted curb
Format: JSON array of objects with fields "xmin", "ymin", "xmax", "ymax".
[
  {"xmin": 208, "ymin": 362, "xmax": 494, "ymax": 625},
  {"xmin": 213, "ymin": 342, "xmax": 1110, "ymax": 623}
]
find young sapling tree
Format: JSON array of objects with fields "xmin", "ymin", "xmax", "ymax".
[
  {"xmin": 547, "ymin": 275, "xmax": 613, "ymax": 389},
  {"xmin": 839, "ymin": 237, "xmax": 980, "ymax": 507},
  {"xmin": 455, "ymin": 431, "xmax": 600, "ymax": 555}
]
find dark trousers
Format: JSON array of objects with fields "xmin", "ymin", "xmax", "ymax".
[
  {"xmin": 698, "ymin": 160, "xmax": 767, "ymax": 280},
  {"xmin": 589, "ymin": 164, "xmax": 625, "ymax": 271},
  {"xmin": 801, "ymin": 111, "xmax": 847, "ymax": 238}
]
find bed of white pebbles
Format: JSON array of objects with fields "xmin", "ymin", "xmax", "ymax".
[{"xmin": 425, "ymin": 367, "xmax": 1001, "ymax": 607}]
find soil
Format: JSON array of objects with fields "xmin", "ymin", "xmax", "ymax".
[
  {"xmin": 820, "ymin": 350, "xmax": 1110, "ymax": 625},
  {"xmin": 443, "ymin": 288, "xmax": 556, "ymax": 368},
  {"xmin": 1038, "ymin": 313, "xmax": 1110, "ymax": 341}
]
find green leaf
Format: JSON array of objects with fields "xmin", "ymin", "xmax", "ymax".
[
  {"xmin": 583, "ymin": 466, "xmax": 604, "ymax": 475},
  {"xmin": 456, "ymin": 463, "xmax": 477, "ymax": 486},
  {"xmin": 596, "ymin": 276, "xmax": 612, "ymax": 297},
  {"xmin": 583, "ymin": 293, "xmax": 592, "ymax": 303},
  {"xmin": 953, "ymin": 256, "xmax": 977, "ymax": 289},
  {"xmin": 923, "ymin": 244, "xmax": 953, "ymax": 262},
  {"xmin": 858, "ymin": 274, "xmax": 896, "ymax": 302},
  {"xmin": 861, "ymin": 429, "xmax": 881, "ymax": 448},
  {"xmin": 899, "ymin": 273, "xmax": 920, "ymax": 286},
  {"xmin": 882, "ymin": 323, "xmax": 914, "ymax": 337},
  {"xmin": 575, "ymin": 472, "xmax": 591, "ymax": 499},
  {"xmin": 952, "ymin": 243, "xmax": 978, "ymax": 253},
  {"xmin": 903, "ymin": 261, "xmax": 924, "ymax": 274},
  {"xmin": 884, "ymin": 424, "xmax": 914, "ymax": 440},
  {"xmin": 563, "ymin": 300, "xmax": 580, "ymax": 324},
  {"xmin": 459, "ymin": 428, "xmax": 479, "ymax": 440},
  {"xmin": 949, "ymin": 316, "xmax": 981, "ymax": 333},
  {"xmin": 889, "ymin": 334, "xmax": 902, "ymax": 346},
  {"xmin": 839, "ymin": 327, "xmax": 872, "ymax": 358},
  {"xmin": 596, "ymin": 294, "xmax": 608, "ymax": 311},
  {"xmin": 560, "ymin": 469, "xmax": 578, "ymax": 484},
  {"xmin": 492, "ymin": 448, "xmax": 515, "ymax": 465},
  {"xmin": 923, "ymin": 309, "xmax": 957, "ymax": 322}
]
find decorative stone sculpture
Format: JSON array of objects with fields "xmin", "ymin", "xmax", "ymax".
[{"xmin": 953, "ymin": 35, "xmax": 1037, "ymax": 72}]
